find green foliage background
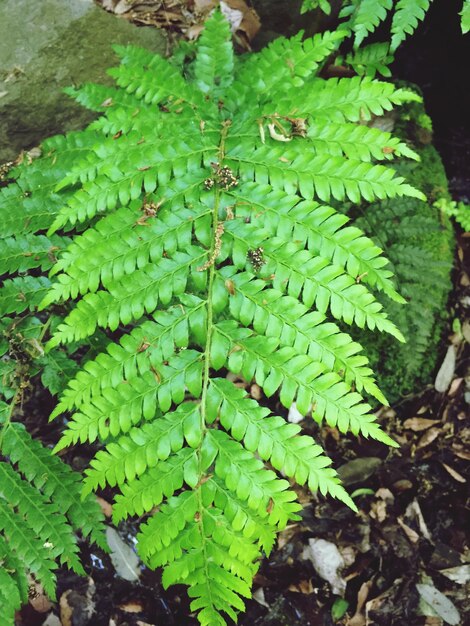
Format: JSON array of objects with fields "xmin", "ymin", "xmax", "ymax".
[{"xmin": 357, "ymin": 102, "xmax": 454, "ymax": 400}]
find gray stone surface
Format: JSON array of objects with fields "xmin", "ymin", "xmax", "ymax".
[{"xmin": 0, "ymin": 0, "xmax": 167, "ymax": 161}]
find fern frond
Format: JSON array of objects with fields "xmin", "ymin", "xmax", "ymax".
[
  {"xmin": 209, "ymin": 378, "xmax": 356, "ymax": 507},
  {"xmin": 2, "ymin": 424, "xmax": 106, "ymax": 549},
  {"xmin": 350, "ymin": 0, "xmax": 393, "ymax": 48},
  {"xmin": 436, "ymin": 198, "xmax": 470, "ymax": 232},
  {"xmin": 340, "ymin": 42, "xmax": 394, "ymax": 78},
  {"xmin": 301, "ymin": 0, "xmax": 332, "ymax": 14},
  {"xmin": 0, "ymin": 423, "xmax": 105, "ymax": 607},
  {"xmin": 391, "ymin": 0, "xmax": 432, "ymax": 51},
  {"xmin": 0, "ymin": 276, "xmax": 51, "ymax": 316},
  {"xmin": 44, "ymin": 247, "xmax": 206, "ymax": 344},
  {"xmin": 51, "ymin": 299, "xmax": 204, "ymax": 416},
  {"xmin": 0, "ymin": 499, "xmax": 57, "ymax": 598},
  {"xmin": 0, "ymin": 234, "xmax": 69, "ymax": 275},
  {"xmin": 0, "ymin": 462, "xmax": 83, "ymax": 571},
  {"xmin": 55, "ymin": 350, "xmax": 202, "ymax": 448},
  {"xmin": 276, "ymin": 76, "xmax": 421, "ymax": 123},
  {"xmin": 220, "ymin": 270, "xmax": 387, "ymax": 403},
  {"xmin": 0, "ymin": 536, "xmax": 29, "ymax": 626},
  {"xmin": 194, "ymin": 9, "xmax": 234, "ymax": 94},
  {"xmin": 306, "ymin": 119, "xmax": 418, "ymax": 160},
  {"xmin": 225, "ymin": 183, "xmax": 404, "ymax": 302},
  {"xmin": 233, "ymin": 29, "xmax": 346, "ymax": 103},
  {"xmin": 461, "ymin": 0, "xmax": 470, "ymax": 33},
  {"xmin": 0, "ymin": 11, "xmax": 424, "ymax": 624}
]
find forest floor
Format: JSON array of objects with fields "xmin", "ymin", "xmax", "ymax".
[{"xmin": 15, "ymin": 2, "xmax": 470, "ymax": 625}]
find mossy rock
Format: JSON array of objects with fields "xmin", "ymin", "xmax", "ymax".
[{"xmin": 355, "ymin": 100, "xmax": 455, "ymax": 402}]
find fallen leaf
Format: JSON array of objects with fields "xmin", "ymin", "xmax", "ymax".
[
  {"xmin": 97, "ymin": 496, "xmax": 113, "ymax": 518},
  {"xmin": 462, "ymin": 319, "xmax": 470, "ymax": 343},
  {"xmin": 416, "ymin": 426, "xmax": 441, "ymax": 450},
  {"xmin": 391, "ymin": 479, "xmax": 413, "ymax": 493},
  {"xmin": 60, "ymin": 580, "xmax": 95, "ymax": 626},
  {"xmin": 277, "ymin": 523, "xmax": 298, "ymax": 549},
  {"xmin": 452, "ymin": 444, "xmax": 470, "ymax": 460},
  {"xmin": 405, "ymin": 499, "xmax": 431, "ymax": 540},
  {"xmin": 403, "ymin": 417, "xmax": 441, "ymax": 431},
  {"xmin": 252, "ymin": 587, "xmax": 270, "ymax": 608},
  {"xmin": 250, "ymin": 383, "xmax": 262, "ymax": 400},
  {"xmin": 439, "ymin": 564, "xmax": 470, "ymax": 585},
  {"xmin": 348, "ymin": 580, "xmax": 372, "ymax": 626},
  {"xmin": 397, "ymin": 517, "xmax": 419, "ymax": 543},
  {"xmin": 288, "ymin": 579, "xmax": 314, "ymax": 594},
  {"xmin": 268, "ymin": 123, "xmax": 292, "ymax": 142},
  {"xmin": 448, "ymin": 377, "xmax": 463, "ymax": 396},
  {"xmin": 302, "ymin": 538, "xmax": 346, "ymax": 596},
  {"xmin": 114, "ymin": 0, "xmax": 133, "ymax": 14},
  {"xmin": 287, "ymin": 402, "xmax": 304, "ymax": 424},
  {"xmin": 441, "ymin": 462, "xmax": 466, "ymax": 483},
  {"xmin": 119, "ymin": 600, "xmax": 144, "ymax": 613},
  {"xmin": 194, "ymin": 0, "xmax": 215, "ymax": 10},
  {"xmin": 28, "ymin": 577, "xmax": 52, "ymax": 613},
  {"xmin": 339, "ymin": 545, "xmax": 356, "ymax": 568},
  {"xmin": 41, "ymin": 616, "xmax": 62, "ymax": 626},
  {"xmin": 416, "ymin": 583, "xmax": 460, "ymax": 625},
  {"xmin": 337, "ymin": 457, "xmax": 381, "ymax": 486},
  {"xmin": 220, "ymin": 1, "xmax": 243, "ymax": 31},
  {"xmin": 106, "ymin": 527, "xmax": 140, "ymax": 581},
  {"xmin": 434, "ymin": 346, "xmax": 456, "ymax": 393},
  {"xmin": 369, "ymin": 499, "xmax": 387, "ymax": 523}
]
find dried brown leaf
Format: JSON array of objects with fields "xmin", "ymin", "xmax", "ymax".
[
  {"xmin": 288, "ymin": 579, "xmax": 314, "ymax": 594},
  {"xmin": 403, "ymin": 417, "xmax": 440, "ymax": 432},
  {"xmin": 369, "ymin": 499, "xmax": 388, "ymax": 523},
  {"xmin": 119, "ymin": 601, "xmax": 144, "ymax": 613},
  {"xmin": 397, "ymin": 517, "xmax": 419, "ymax": 543},
  {"xmin": 28, "ymin": 577, "xmax": 52, "ymax": 613},
  {"xmin": 96, "ymin": 496, "xmax": 113, "ymax": 518},
  {"xmin": 416, "ymin": 426, "xmax": 441, "ymax": 450},
  {"xmin": 348, "ymin": 580, "xmax": 372, "ymax": 626},
  {"xmin": 448, "ymin": 377, "xmax": 463, "ymax": 396},
  {"xmin": 441, "ymin": 462, "xmax": 466, "ymax": 483},
  {"xmin": 452, "ymin": 444, "xmax": 470, "ymax": 460},
  {"xmin": 405, "ymin": 499, "xmax": 431, "ymax": 540}
]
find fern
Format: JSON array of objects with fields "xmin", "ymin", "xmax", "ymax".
[
  {"xmin": 301, "ymin": 0, "xmax": 332, "ymax": 14},
  {"xmin": 462, "ymin": 0, "xmax": 470, "ymax": 33},
  {"xmin": 0, "ymin": 155, "xmax": 105, "ymax": 618},
  {"xmin": 390, "ymin": 0, "xmax": 432, "ymax": 51},
  {"xmin": 346, "ymin": 0, "xmax": 394, "ymax": 49},
  {"xmin": 355, "ymin": 107, "xmax": 454, "ymax": 400},
  {"xmin": 436, "ymin": 198, "xmax": 470, "ymax": 232},
  {"xmin": 339, "ymin": 42, "xmax": 394, "ymax": 77},
  {"xmin": 0, "ymin": 10, "xmax": 428, "ymax": 625},
  {"xmin": 307, "ymin": 0, "xmax": 470, "ymax": 78},
  {"xmin": 0, "ymin": 418, "xmax": 106, "ymax": 621}
]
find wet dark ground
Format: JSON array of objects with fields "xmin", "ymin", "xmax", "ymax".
[{"xmin": 15, "ymin": 2, "xmax": 470, "ymax": 625}]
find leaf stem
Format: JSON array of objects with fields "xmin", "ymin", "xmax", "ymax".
[{"xmin": 194, "ymin": 119, "xmax": 231, "ymax": 611}]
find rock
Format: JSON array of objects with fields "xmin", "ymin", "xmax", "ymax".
[
  {"xmin": 302, "ymin": 538, "xmax": 347, "ymax": 596},
  {"xmin": 0, "ymin": 0, "xmax": 166, "ymax": 161}
]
